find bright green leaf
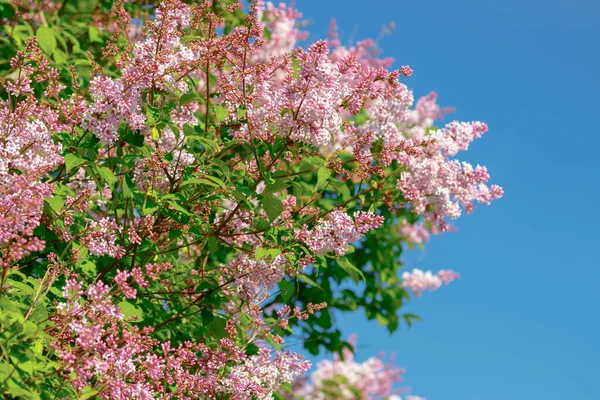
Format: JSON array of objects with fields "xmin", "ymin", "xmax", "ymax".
[
  {"xmin": 88, "ymin": 26, "xmax": 101, "ymax": 43},
  {"xmin": 151, "ymin": 127, "xmax": 160, "ymax": 141},
  {"xmin": 213, "ymin": 105, "xmax": 229, "ymax": 123},
  {"xmin": 317, "ymin": 166, "xmax": 332, "ymax": 189},
  {"xmin": 118, "ymin": 301, "xmax": 144, "ymax": 322},
  {"xmin": 80, "ymin": 386, "xmax": 100, "ymax": 400},
  {"xmin": 96, "ymin": 166, "xmax": 117, "ymax": 185},
  {"xmin": 45, "ymin": 196, "xmax": 64, "ymax": 213},
  {"xmin": 36, "ymin": 27, "xmax": 56, "ymax": 55},
  {"xmin": 262, "ymin": 194, "xmax": 283, "ymax": 222},
  {"xmin": 64, "ymin": 153, "xmax": 85, "ymax": 173}
]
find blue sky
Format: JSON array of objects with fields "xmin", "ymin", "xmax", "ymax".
[{"xmin": 292, "ymin": 0, "xmax": 600, "ymax": 399}]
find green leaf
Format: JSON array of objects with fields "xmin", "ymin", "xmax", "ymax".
[
  {"xmin": 80, "ymin": 387, "xmax": 100, "ymax": 400},
  {"xmin": 337, "ymin": 257, "xmax": 365, "ymax": 283},
  {"xmin": 262, "ymin": 27, "xmax": 272, "ymax": 40},
  {"xmin": 348, "ymin": 386, "xmax": 362, "ymax": 399},
  {"xmin": 79, "ymin": 260, "xmax": 97, "ymax": 279},
  {"xmin": 36, "ymin": 27, "xmax": 56, "ymax": 55},
  {"xmin": 354, "ymin": 109, "xmax": 368, "ymax": 126},
  {"xmin": 165, "ymin": 199, "xmax": 191, "ymax": 215},
  {"xmin": 201, "ymin": 309, "xmax": 215, "ymax": 326},
  {"xmin": 183, "ymin": 124, "xmax": 196, "ymax": 137},
  {"xmin": 317, "ymin": 166, "xmax": 332, "ymax": 189},
  {"xmin": 52, "ymin": 49, "xmax": 67, "ymax": 64},
  {"xmin": 0, "ymin": 4, "xmax": 16, "ymax": 20},
  {"xmin": 402, "ymin": 313, "xmax": 422, "ymax": 328},
  {"xmin": 45, "ymin": 196, "xmax": 64, "ymax": 213},
  {"xmin": 179, "ymin": 92, "xmax": 199, "ymax": 106},
  {"xmin": 88, "ymin": 26, "xmax": 101, "ymax": 43},
  {"xmin": 213, "ymin": 105, "xmax": 229, "ymax": 123},
  {"xmin": 315, "ymin": 309, "xmax": 332, "ymax": 329},
  {"xmin": 297, "ymin": 274, "xmax": 322, "ymax": 290},
  {"xmin": 291, "ymin": 57, "xmax": 301, "ymax": 79},
  {"xmin": 180, "ymin": 176, "xmax": 227, "ymax": 190},
  {"xmin": 237, "ymin": 107, "xmax": 247, "ymax": 120},
  {"xmin": 8, "ymin": 280, "xmax": 34, "ymax": 296},
  {"xmin": 253, "ymin": 216, "xmax": 270, "ymax": 231},
  {"xmin": 22, "ymin": 321, "xmax": 39, "ymax": 339},
  {"xmin": 388, "ymin": 314, "xmax": 399, "ymax": 333},
  {"xmin": 6, "ymin": 382, "xmax": 39, "ymax": 400},
  {"xmin": 76, "ymin": 0, "xmax": 98, "ymax": 13},
  {"xmin": 245, "ymin": 343, "xmax": 259, "ymax": 356},
  {"xmin": 262, "ymin": 194, "xmax": 283, "ymax": 222},
  {"xmin": 278, "ymin": 279, "xmax": 295, "ymax": 303},
  {"xmin": 64, "ymin": 153, "xmax": 85, "ymax": 173},
  {"xmin": 122, "ymin": 178, "xmax": 133, "ymax": 199},
  {"xmin": 96, "ymin": 166, "xmax": 117, "ymax": 185},
  {"xmin": 208, "ymin": 316, "xmax": 228, "ymax": 339},
  {"xmin": 118, "ymin": 301, "xmax": 144, "ymax": 321},
  {"xmin": 151, "ymin": 127, "xmax": 160, "ymax": 141},
  {"xmin": 255, "ymin": 247, "xmax": 267, "ymax": 260},
  {"xmin": 266, "ymin": 248, "xmax": 281, "ymax": 258},
  {"xmin": 263, "ymin": 180, "xmax": 290, "ymax": 195}
]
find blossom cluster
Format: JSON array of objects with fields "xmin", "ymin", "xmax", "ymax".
[
  {"xmin": 294, "ymin": 336, "xmax": 420, "ymax": 400},
  {"xmin": 0, "ymin": 45, "xmax": 63, "ymax": 266},
  {"xmin": 0, "ymin": 0, "xmax": 502, "ymax": 398},
  {"xmin": 401, "ymin": 268, "xmax": 460, "ymax": 298},
  {"xmin": 296, "ymin": 210, "xmax": 384, "ymax": 256},
  {"xmin": 52, "ymin": 273, "xmax": 310, "ymax": 400}
]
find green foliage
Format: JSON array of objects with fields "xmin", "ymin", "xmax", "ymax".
[{"xmin": 0, "ymin": 0, "xmax": 426, "ymax": 397}]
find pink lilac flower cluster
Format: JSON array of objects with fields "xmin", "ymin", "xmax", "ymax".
[
  {"xmin": 389, "ymin": 95, "xmax": 503, "ymax": 231},
  {"xmin": 253, "ymin": 1, "xmax": 308, "ymax": 63},
  {"xmin": 396, "ymin": 138, "xmax": 503, "ymax": 231},
  {"xmin": 0, "ymin": 53, "xmax": 63, "ymax": 266},
  {"xmin": 295, "ymin": 210, "xmax": 384, "ymax": 256},
  {"xmin": 398, "ymin": 221, "xmax": 433, "ymax": 245},
  {"xmin": 133, "ymin": 104, "xmax": 198, "ymax": 192},
  {"xmin": 81, "ymin": 218, "xmax": 125, "ymax": 259},
  {"xmin": 401, "ymin": 268, "xmax": 460, "ymax": 298},
  {"xmin": 214, "ymin": 208, "xmax": 263, "ymax": 248},
  {"xmin": 52, "ymin": 275, "xmax": 311, "ymax": 400},
  {"xmin": 225, "ymin": 347, "xmax": 311, "ymax": 399},
  {"xmin": 251, "ymin": 4, "xmax": 502, "ymax": 230},
  {"xmin": 226, "ymin": 27, "xmax": 406, "ymax": 146},
  {"xmin": 223, "ymin": 254, "xmax": 287, "ymax": 301},
  {"xmin": 83, "ymin": 75, "xmax": 145, "ymax": 144},
  {"xmin": 125, "ymin": 0, "xmax": 196, "ymax": 93},
  {"xmin": 294, "ymin": 335, "xmax": 419, "ymax": 400},
  {"xmin": 84, "ymin": 0, "xmax": 199, "ymax": 145},
  {"xmin": 0, "ymin": 1, "xmax": 503, "ymax": 397}
]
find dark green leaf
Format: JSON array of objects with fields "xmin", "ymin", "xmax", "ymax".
[
  {"xmin": 278, "ymin": 279, "xmax": 295, "ymax": 303},
  {"xmin": 337, "ymin": 257, "xmax": 365, "ymax": 283},
  {"xmin": 297, "ymin": 274, "xmax": 322, "ymax": 290}
]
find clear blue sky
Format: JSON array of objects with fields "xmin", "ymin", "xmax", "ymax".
[{"xmin": 292, "ymin": 0, "xmax": 600, "ymax": 399}]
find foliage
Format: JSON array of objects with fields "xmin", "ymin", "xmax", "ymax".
[{"xmin": 0, "ymin": 0, "xmax": 501, "ymax": 398}]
